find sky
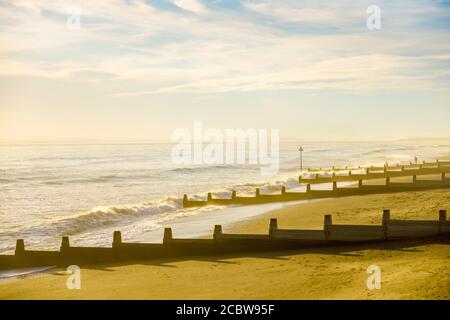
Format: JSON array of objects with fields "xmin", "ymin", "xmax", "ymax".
[{"xmin": 0, "ymin": 0, "xmax": 450, "ymax": 142}]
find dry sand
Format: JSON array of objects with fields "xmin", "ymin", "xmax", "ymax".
[{"xmin": 1, "ymin": 187, "xmax": 449, "ymax": 300}]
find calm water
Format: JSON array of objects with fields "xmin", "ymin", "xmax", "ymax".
[{"xmin": 0, "ymin": 140, "xmax": 449, "ymax": 253}]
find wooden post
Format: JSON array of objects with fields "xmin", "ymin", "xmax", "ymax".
[
  {"xmin": 255, "ymin": 188, "xmax": 260, "ymax": 197},
  {"xmin": 231, "ymin": 190, "xmax": 237, "ymax": 200},
  {"xmin": 315, "ymin": 173, "xmax": 319, "ymax": 180},
  {"xmin": 439, "ymin": 210, "xmax": 446, "ymax": 221},
  {"xmin": 113, "ymin": 231, "xmax": 122, "ymax": 247},
  {"xmin": 442, "ymin": 172, "xmax": 446, "ymax": 184},
  {"xmin": 358, "ymin": 180, "xmax": 363, "ymax": 189},
  {"xmin": 413, "ymin": 175, "xmax": 417, "ymax": 185},
  {"xmin": 348, "ymin": 170, "xmax": 352, "ymax": 176},
  {"xmin": 214, "ymin": 225, "xmax": 223, "ymax": 240},
  {"xmin": 269, "ymin": 218, "xmax": 278, "ymax": 238},
  {"xmin": 332, "ymin": 181, "xmax": 337, "ymax": 191},
  {"xmin": 163, "ymin": 228, "xmax": 173, "ymax": 244},
  {"xmin": 183, "ymin": 194, "xmax": 188, "ymax": 207},
  {"xmin": 324, "ymin": 215, "xmax": 332, "ymax": 241},
  {"xmin": 207, "ymin": 192, "xmax": 212, "ymax": 201},
  {"xmin": 281, "ymin": 186, "xmax": 286, "ymax": 195},
  {"xmin": 386, "ymin": 177, "xmax": 391, "ymax": 187},
  {"xmin": 61, "ymin": 236, "xmax": 70, "ymax": 251},
  {"xmin": 298, "ymin": 176, "xmax": 302, "ymax": 184},
  {"xmin": 15, "ymin": 239, "xmax": 25, "ymax": 256},
  {"xmin": 439, "ymin": 210, "xmax": 447, "ymax": 234},
  {"xmin": 382, "ymin": 210, "xmax": 390, "ymax": 240},
  {"xmin": 306, "ymin": 184, "xmax": 311, "ymax": 193}
]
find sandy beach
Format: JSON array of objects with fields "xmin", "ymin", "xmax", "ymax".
[{"xmin": 1, "ymin": 187, "xmax": 449, "ymax": 300}]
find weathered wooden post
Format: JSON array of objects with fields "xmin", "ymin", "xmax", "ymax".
[
  {"xmin": 15, "ymin": 239, "xmax": 25, "ymax": 256},
  {"xmin": 332, "ymin": 181, "xmax": 337, "ymax": 191},
  {"xmin": 413, "ymin": 175, "xmax": 417, "ymax": 185},
  {"xmin": 255, "ymin": 188, "xmax": 260, "ymax": 198},
  {"xmin": 113, "ymin": 231, "xmax": 122, "ymax": 247},
  {"xmin": 163, "ymin": 228, "xmax": 173, "ymax": 244},
  {"xmin": 348, "ymin": 170, "xmax": 352, "ymax": 177},
  {"xmin": 269, "ymin": 218, "xmax": 278, "ymax": 238},
  {"xmin": 213, "ymin": 225, "xmax": 223, "ymax": 241},
  {"xmin": 306, "ymin": 184, "xmax": 311, "ymax": 193},
  {"xmin": 358, "ymin": 180, "xmax": 363, "ymax": 189},
  {"xmin": 386, "ymin": 177, "xmax": 391, "ymax": 187},
  {"xmin": 61, "ymin": 236, "xmax": 70, "ymax": 252},
  {"xmin": 442, "ymin": 172, "xmax": 446, "ymax": 184},
  {"xmin": 382, "ymin": 209, "xmax": 390, "ymax": 240},
  {"xmin": 324, "ymin": 215, "xmax": 332, "ymax": 241},
  {"xmin": 439, "ymin": 210, "xmax": 447, "ymax": 234},
  {"xmin": 231, "ymin": 190, "xmax": 237, "ymax": 200},
  {"xmin": 183, "ymin": 194, "xmax": 188, "ymax": 207},
  {"xmin": 281, "ymin": 186, "xmax": 286, "ymax": 196},
  {"xmin": 207, "ymin": 192, "xmax": 212, "ymax": 201}
]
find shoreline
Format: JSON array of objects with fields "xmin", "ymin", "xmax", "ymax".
[{"xmin": 1, "ymin": 187, "xmax": 449, "ymax": 299}]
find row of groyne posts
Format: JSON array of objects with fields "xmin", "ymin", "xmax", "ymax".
[
  {"xmin": 183, "ymin": 160, "xmax": 450, "ymax": 208},
  {"xmin": 1, "ymin": 209, "xmax": 449, "ymax": 270}
]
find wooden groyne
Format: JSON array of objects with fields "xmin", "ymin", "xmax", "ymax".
[
  {"xmin": 183, "ymin": 161, "xmax": 450, "ymax": 208},
  {"xmin": 304, "ymin": 160, "xmax": 450, "ymax": 175},
  {"xmin": 1, "ymin": 209, "xmax": 448, "ymax": 271}
]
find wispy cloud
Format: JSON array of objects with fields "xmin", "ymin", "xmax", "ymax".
[
  {"xmin": 242, "ymin": 1, "xmax": 340, "ymax": 23},
  {"xmin": 0, "ymin": 0, "xmax": 449, "ymax": 97},
  {"xmin": 172, "ymin": 0, "xmax": 206, "ymax": 13}
]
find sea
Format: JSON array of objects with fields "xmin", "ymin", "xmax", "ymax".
[{"xmin": 0, "ymin": 139, "xmax": 449, "ymax": 254}]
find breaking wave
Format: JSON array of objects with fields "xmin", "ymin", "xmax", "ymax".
[{"xmin": 6, "ymin": 197, "xmax": 184, "ymax": 238}]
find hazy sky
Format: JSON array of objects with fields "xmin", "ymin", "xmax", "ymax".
[{"xmin": 1, "ymin": 0, "xmax": 449, "ymax": 141}]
